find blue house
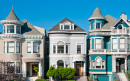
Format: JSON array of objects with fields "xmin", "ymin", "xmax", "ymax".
[{"xmin": 88, "ymin": 8, "xmax": 130, "ymax": 81}]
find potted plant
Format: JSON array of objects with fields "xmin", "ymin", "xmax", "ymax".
[
  {"xmin": 33, "ymin": 66, "xmax": 39, "ymax": 76},
  {"xmin": 27, "ymin": 71, "xmax": 30, "ymax": 77}
]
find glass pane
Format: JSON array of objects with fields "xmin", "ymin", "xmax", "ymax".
[
  {"xmin": 96, "ymin": 44, "xmax": 101, "ymax": 49},
  {"xmin": 64, "ymin": 25, "xmax": 70, "ymax": 29},
  {"xmin": 61, "ymin": 25, "xmax": 63, "ymax": 29},
  {"xmin": 96, "ymin": 39, "xmax": 101, "ymax": 43},
  {"xmin": 113, "ymin": 44, "xmax": 117, "ymax": 49},
  {"xmin": 16, "ymin": 26, "xmax": 20, "ymax": 34},
  {"xmin": 77, "ymin": 45, "xmax": 81, "ymax": 54},
  {"xmin": 66, "ymin": 45, "xmax": 68, "ymax": 53},
  {"xmin": 113, "ymin": 39, "xmax": 117, "ymax": 43},
  {"xmin": 28, "ymin": 47, "xmax": 31, "ymax": 53},
  {"xmin": 8, "ymin": 42, "xmax": 14, "ymax": 46},
  {"xmin": 120, "ymin": 39, "xmax": 125, "ymax": 43},
  {"xmin": 8, "ymin": 47, "xmax": 14, "ymax": 53},
  {"xmin": 33, "ymin": 47, "xmax": 38, "ymax": 53},
  {"xmin": 27, "ymin": 42, "xmax": 31, "ymax": 46},
  {"xmin": 96, "ymin": 23, "xmax": 100, "ymax": 29},
  {"xmin": 120, "ymin": 44, "xmax": 125, "ymax": 49},
  {"xmin": 53, "ymin": 45, "xmax": 56, "ymax": 53},
  {"xmin": 33, "ymin": 42, "xmax": 38, "ymax": 47},
  {"xmin": 57, "ymin": 60, "xmax": 64, "ymax": 68},
  {"xmin": 58, "ymin": 45, "xmax": 64, "ymax": 53},
  {"xmin": 7, "ymin": 25, "xmax": 14, "ymax": 33}
]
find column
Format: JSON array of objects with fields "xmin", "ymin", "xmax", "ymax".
[
  {"xmin": 15, "ymin": 61, "xmax": 17, "ymax": 74},
  {"xmin": 31, "ymin": 41, "xmax": 33, "ymax": 54},
  {"xmin": 112, "ymin": 57, "xmax": 116, "ymax": 72},
  {"xmin": 39, "ymin": 61, "xmax": 41, "ymax": 76},
  {"xmin": 23, "ymin": 62, "xmax": 26, "ymax": 77},
  {"xmin": 5, "ymin": 41, "xmax": 7, "ymax": 53},
  {"xmin": 84, "ymin": 62, "xmax": 86, "ymax": 76},
  {"xmin": 56, "ymin": 45, "xmax": 57, "ymax": 54},
  {"xmin": 15, "ymin": 41, "xmax": 17, "ymax": 54},
  {"xmin": 125, "ymin": 58, "xmax": 127, "ymax": 72},
  {"xmin": 14, "ymin": 25, "xmax": 16, "ymax": 34}
]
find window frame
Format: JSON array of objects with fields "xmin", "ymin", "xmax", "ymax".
[
  {"xmin": 95, "ymin": 39, "xmax": 101, "ymax": 49},
  {"xmin": 112, "ymin": 39, "xmax": 117, "ymax": 49},
  {"xmin": 119, "ymin": 38, "xmax": 125, "ymax": 49},
  {"xmin": 77, "ymin": 45, "xmax": 81, "ymax": 54},
  {"xmin": 7, "ymin": 25, "xmax": 14, "ymax": 33},
  {"xmin": 57, "ymin": 45, "xmax": 64, "ymax": 54},
  {"xmin": 7, "ymin": 42, "xmax": 15, "ymax": 53},
  {"xmin": 96, "ymin": 23, "xmax": 100, "ymax": 29}
]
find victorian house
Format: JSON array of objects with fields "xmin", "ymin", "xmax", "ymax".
[
  {"xmin": 0, "ymin": 9, "xmax": 46, "ymax": 81},
  {"xmin": 48, "ymin": 18, "xmax": 87, "ymax": 76},
  {"xmin": 88, "ymin": 8, "xmax": 130, "ymax": 81}
]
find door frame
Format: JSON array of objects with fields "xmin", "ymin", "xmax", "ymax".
[{"xmin": 30, "ymin": 63, "xmax": 38, "ymax": 76}]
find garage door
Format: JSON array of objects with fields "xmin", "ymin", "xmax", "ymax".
[{"xmin": 97, "ymin": 76, "xmax": 109, "ymax": 81}]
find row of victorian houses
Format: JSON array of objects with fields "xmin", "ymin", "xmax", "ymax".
[{"xmin": 0, "ymin": 7, "xmax": 130, "ymax": 81}]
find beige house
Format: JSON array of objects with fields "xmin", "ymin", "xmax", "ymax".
[{"xmin": 0, "ymin": 9, "xmax": 45, "ymax": 80}]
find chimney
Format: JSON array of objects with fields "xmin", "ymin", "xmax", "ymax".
[{"xmin": 121, "ymin": 12, "xmax": 127, "ymax": 20}]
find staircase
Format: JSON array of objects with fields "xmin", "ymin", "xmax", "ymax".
[
  {"xmin": 75, "ymin": 76, "xmax": 88, "ymax": 81},
  {"xmin": 26, "ymin": 77, "xmax": 38, "ymax": 81},
  {"xmin": 117, "ymin": 73, "xmax": 128, "ymax": 81}
]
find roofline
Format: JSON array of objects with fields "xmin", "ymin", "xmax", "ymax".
[
  {"xmin": 88, "ymin": 17, "xmax": 105, "ymax": 20},
  {"xmin": 113, "ymin": 18, "xmax": 130, "ymax": 27},
  {"xmin": 48, "ymin": 31, "xmax": 86, "ymax": 33},
  {"xmin": 88, "ymin": 29, "xmax": 111, "ymax": 32}
]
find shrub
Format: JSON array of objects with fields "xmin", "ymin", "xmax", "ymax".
[
  {"xmin": 35, "ymin": 79, "xmax": 47, "ymax": 81},
  {"xmin": 88, "ymin": 74, "xmax": 93, "ymax": 80},
  {"xmin": 126, "ymin": 71, "xmax": 130, "ymax": 80},
  {"xmin": 46, "ymin": 66, "xmax": 55, "ymax": 77}
]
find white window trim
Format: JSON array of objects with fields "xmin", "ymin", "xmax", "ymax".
[{"xmin": 59, "ymin": 22, "xmax": 74, "ymax": 30}]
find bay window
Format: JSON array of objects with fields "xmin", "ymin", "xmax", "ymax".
[
  {"xmin": 120, "ymin": 39, "xmax": 125, "ymax": 49},
  {"xmin": 5, "ymin": 41, "xmax": 20, "ymax": 53},
  {"xmin": 27, "ymin": 41, "xmax": 39, "ymax": 53},
  {"xmin": 112, "ymin": 39, "xmax": 117, "ymax": 49},
  {"xmin": 95, "ymin": 39, "xmax": 101, "ymax": 49},
  {"xmin": 96, "ymin": 23, "xmax": 100, "ymax": 29}
]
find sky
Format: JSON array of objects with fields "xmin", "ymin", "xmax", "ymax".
[{"xmin": 0, "ymin": 0, "xmax": 130, "ymax": 33}]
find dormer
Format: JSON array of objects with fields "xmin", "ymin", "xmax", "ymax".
[
  {"xmin": 88, "ymin": 8, "xmax": 105, "ymax": 30},
  {"xmin": 59, "ymin": 21, "xmax": 74, "ymax": 30},
  {"xmin": 0, "ymin": 10, "xmax": 24, "ymax": 34}
]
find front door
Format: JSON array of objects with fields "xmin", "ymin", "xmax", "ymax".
[
  {"xmin": 32, "ymin": 64, "xmax": 38, "ymax": 76},
  {"xmin": 116, "ymin": 59, "xmax": 121, "ymax": 72},
  {"xmin": 76, "ymin": 64, "xmax": 81, "ymax": 76}
]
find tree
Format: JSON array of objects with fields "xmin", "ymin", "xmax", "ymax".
[
  {"xmin": 88, "ymin": 74, "xmax": 94, "ymax": 81},
  {"xmin": 0, "ymin": 61, "xmax": 20, "ymax": 81},
  {"xmin": 46, "ymin": 66, "xmax": 55, "ymax": 77},
  {"xmin": 65, "ymin": 67, "xmax": 75, "ymax": 80}
]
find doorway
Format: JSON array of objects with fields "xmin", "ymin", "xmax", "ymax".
[
  {"xmin": 32, "ymin": 64, "xmax": 38, "ymax": 76},
  {"xmin": 116, "ymin": 58, "xmax": 125, "ymax": 72}
]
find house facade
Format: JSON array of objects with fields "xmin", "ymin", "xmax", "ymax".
[
  {"xmin": 48, "ymin": 18, "xmax": 87, "ymax": 76},
  {"xmin": 88, "ymin": 8, "xmax": 130, "ymax": 81},
  {"xmin": 0, "ymin": 9, "xmax": 46, "ymax": 80}
]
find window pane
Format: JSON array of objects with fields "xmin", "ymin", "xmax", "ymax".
[
  {"xmin": 120, "ymin": 44, "xmax": 125, "ymax": 49},
  {"xmin": 7, "ymin": 26, "xmax": 14, "ymax": 33},
  {"xmin": 77, "ymin": 45, "xmax": 81, "ymax": 54},
  {"xmin": 16, "ymin": 26, "xmax": 20, "ymax": 34},
  {"xmin": 57, "ymin": 60, "xmax": 64, "ymax": 68},
  {"xmin": 96, "ymin": 23, "xmax": 100, "ymax": 29},
  {"xmin": 58, "ymin": 45, "xmax": 64, "ymax": 53},
  {"xmin": 113, "ymin": 44, "xmax": 117, "ymax": 49},
  {"xmin": 113, "ymin": 39, "xmax": 117, "ymax": 43},
  {"xmin": 61, "ymin": 25, "xmax": 63, "ymax": 29},
  {"xmin": 96, "ymin": 39, "xmax": 101, "ymax": 43},
  {"xmin": 27, "ymin": 42, "xmax": 31, "ymax": 53},
  {"xmin": 64, "ymin": 25, "xmax": 70, "ymax": 29},
  {"xmin": 7, "ymin": 42, "xmax": 14, "ymax": 53},
  {"xmin": 33, "ymin": 42, "xmax": 38, "ymax": 53},
  {"xmin": 16, "ymin": 42, "xmax": 20, "ymax": 53},
  {"xmin": 66, "ymin": 45, "xmax": 68, "ymax": 53},
  {"xmin": 120, "ymin": 39, "xmax": 125, "ymax": 43},
  {"xmin": 96, "ymin": 39, "xmax": 101, "ymax": 49},
  {"xmin": 53, "ymin": 45, "xmax": 56, "ymax": 53}
]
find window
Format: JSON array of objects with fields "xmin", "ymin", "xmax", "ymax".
[
  {"xmin": 90, "ymin": 39, "xmax": 91, "ymax": 49},
  {"xmin": 92, "ymin": 56, "xmax": 105, "ymax": 69},
  {"xmin": 53, "ymin": 45, "xmax": 56, "ymax": 53},
  {"xmin": 96, "ymin": 23, "xmax": 100, "ymax": 29},
  {"xmin": 7, "ymin": 62, "xmax": 15, "ymax": 73},
  {"xmin": 58, "ymin": 45, "xmax": 64, "ymax": 53},
  {"xmin": 7, "ymin": 25, "xmax": 14, "ymax": 33},
  {"xmin": 33, "ymin": 42, "xmax": 39, "ymax": 53},
  {"xmin": 128, "ymin": 38, "xmax": 130, "ymax": 50},
  {"xmin": 57, "ymin": 60, "xmax": 64, "ymax": 68},
  {"xmin": 112, "ymin": 39, "xmax": 117, "ymax": 49},
  {"xmin": 16, "ymin": 42, "xmax": 20, "ymax": 53},
  {"xmin": 61, "ymin": 25, "xmax": 63, "ymax": 30},
  {"xmin": 66, "ymin": 45, "xmax": 68, "ymax": 54},
  {"xmin": 117, "ymin": 24, "xmax": 122, "ymax": 29},
  {"xmin": 27, "ymin": 42, "xmax": 31, "ymax": 53},
  {"xmin": 120, "ymin": 39, "xmax": 125, "ymax": 49},
  {"xmin": 16, "ymin": 26, "xmax": 20, "ymax": 34},
  {"xmin": 95, "ymin": 39, "xmax": 101, "ymax": 49},
  {"xmin": 3, "ymin": 26, "xmax": 5, "ymax": 33},
  {"xmin": 7, "ymin": 42, "xmax": 15, "ymax": 53},
  {"xmin": 64, "ymin": 25, "xmax": 70, "ymax": 29},
  {"xmin": 71, "ymin": 25, "xmax": 73, "ymax": 30},
  {"xmin": 77, "ymin": 45, "xmax": 81, "ymax": 54}
]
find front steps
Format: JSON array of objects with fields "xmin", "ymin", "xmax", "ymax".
[
  {"xmin": 117, "ymin": 73, "xmax": 128, "ymax": 81},
  {"xmin": 26, "ymin": 77, "xmax": 38, "ymax": 81}
]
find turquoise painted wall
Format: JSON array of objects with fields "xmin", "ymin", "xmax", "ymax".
[
  {"xmin": 90, "ymin": 19, "xmax": 105, "ymax": 30},
  {"xmin": 92, "ymin": 38, "xmax": 94, "ymax": 49},
  {"xmin": 127, "ymin": 55, "xmax": 130, "ymax": 71},
  {"xmin": 104, "ymin": 37, "xmax": 110, "ymax": 49},
  {"xmin": 106, "ymin": 55, "xmax": 112, "ymax": 72},
  {"xmin": 91, "ymin": 55, "xmax": 106, "ymax": 60}
]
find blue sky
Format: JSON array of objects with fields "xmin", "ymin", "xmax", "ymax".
[{"xmin": 0, "ymin": 0, "xmax": 130, "ymax": 33}]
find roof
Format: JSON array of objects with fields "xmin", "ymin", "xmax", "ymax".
[
  {"xmin": 88, "ymin": 8, "xmax": 105, "ymax": 20},
  {"xmin": 102, "ymin": 15, "xmax": 117, "ymax": 29},
  {"xmin": 21, "ymin": 19, "xmax": 44, "ymax": 35},
  {"xmin": 5, "ymin": 10, "xmax": 19, "ymax": 21},
  {"xmin": 48, "ymin": 18, "xmax": 86, "ymax": 33}
]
